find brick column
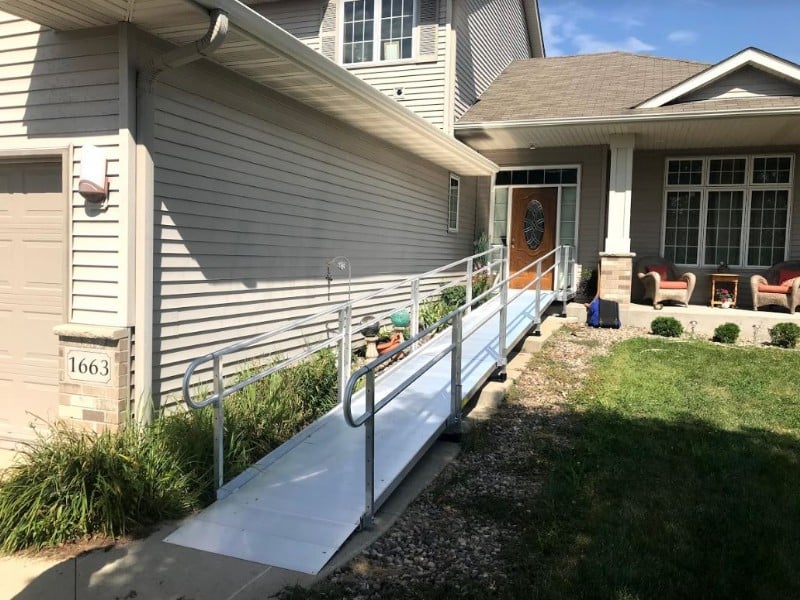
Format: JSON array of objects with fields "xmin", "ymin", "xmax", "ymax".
[
  {"xmin": 599, "ymin": 252, "xmax": 636, "ymax": 305},
  {"xmin": 53, "ymin": 324, "xmax": 131, "ymax": 432}
]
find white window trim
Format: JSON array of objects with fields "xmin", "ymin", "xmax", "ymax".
[
  {"xmin": 660, "ymin": 154, "xmax": 794, "ymax": 268},
  {"xmin": 339, "ymin": 0, "xmax": 419, "ymax": 67},
  {"xmin": 490, "ymin": 164, "xmax": 582, "ymax": 256},
  {"xmin": 448, "ymin": 173, "xmax": 460, "ymax": 233}
]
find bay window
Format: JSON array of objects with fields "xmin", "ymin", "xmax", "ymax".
[{"xmin": 662, "ymin": 155, "xmax": 793, "ymax": 267}]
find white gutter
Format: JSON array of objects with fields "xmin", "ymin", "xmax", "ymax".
[
  {"xmin": 189, "ymin": 0, "xmax": 498, "ymax": 175},
  {"xmin": 455, "ymin": 105, "xmax": 800, "ymax": 131}
]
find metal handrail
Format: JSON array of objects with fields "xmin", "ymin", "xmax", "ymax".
[
  {"xmin": 181, "ymin": 245, "xmax": 505, "ymax": 495},
  {"xmin": 341, "ymin": 245, "xmax": 574, "ymax": 527},
  {"xmin": 181, "ymin": 246, "xmax": 500, "ymax": 408}
]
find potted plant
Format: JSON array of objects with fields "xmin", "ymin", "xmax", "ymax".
[{"xmin": 716, "ymin": 287, "xmax": 733, "ymax": 308}]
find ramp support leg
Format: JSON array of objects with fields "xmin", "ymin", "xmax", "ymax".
[
  {"xmin": 448, "ymin": 311, "xmax": 463, "ymax": 430},
  {"xmin": 361, "ymin": 370, "xmax": 376, "ymax": 529}
]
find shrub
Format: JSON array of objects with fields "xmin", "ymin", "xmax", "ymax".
[
  {"xmin": 713, "ymin": 322, "xmax": 740, "ymax": 344},
  {"xmin": 419, "ymin": 299, "xmax": 450, "ymax": 331},
  {"xmin": 0, "ymin": 422, "xmax": 198, "ymax": 552},
  {"xmin": 441, "ymin": 284, "xmax": 466, "ymax": 308},
  {"xmin": 650, "ymin": 316, "xmax": 683, "ymax": 338},
  {"xmin": 578, "ymin": 267, "xmax": 598, "ymax": 300},
  {"xmin": 769, "ymin": 322, "xmax": 800, "ymax": 348},
  {"xmin": 0, "ymin": 349, "xmax": 340, "ymax": 552},
  {"xmin": 441, "ymin": 274, "xmax": 493, "ymax": 310}
]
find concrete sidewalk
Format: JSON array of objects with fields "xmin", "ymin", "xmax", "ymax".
[
  {"xmin": 0, "ymin": 441, "xmax": 460, "ymax": 600},
  {"xmin": 0, "ymin": 314, "xmax": 571, "ymax": 600}
]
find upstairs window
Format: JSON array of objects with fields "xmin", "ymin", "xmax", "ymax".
[{"xmin": 343, "ymin": 0, "xmax": 414, "ymax": 64}]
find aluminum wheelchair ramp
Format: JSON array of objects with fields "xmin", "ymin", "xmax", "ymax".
[{"xmin": 165, "ymin": 289, "xmax": 556, "ymax": 574}]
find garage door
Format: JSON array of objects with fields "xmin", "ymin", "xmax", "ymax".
[{"xmin": 0, "ymin": 160, "xmax": 65, "ymax": 436}]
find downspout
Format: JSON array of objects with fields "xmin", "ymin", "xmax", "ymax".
[{"xmin": 134, "ymin": 9, "xmax": 229, "ymax": 425}]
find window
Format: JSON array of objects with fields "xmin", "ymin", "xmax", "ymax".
[
  {"xmin": 491, "ymin": 166, "xmax": 580, "ymax": 250},
  {"xmin": 343, "ymin": 0, "xmax": 414, "ymax": 64},
  {"xmin": 663, "ymin": 155, "xmax": 793, "ymax": 267},
  {"xmin": 448, "ymin": 175, "xmax": 459, "ymax": 232}
]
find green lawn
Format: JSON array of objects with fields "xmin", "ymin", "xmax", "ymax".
[
  {"xmin": 287, "ymin": 337, "xmax": 800, "ymax": 600},
  {"xmin": 506, "ymin": 338, "xmax": 800, "ymax": 599}
]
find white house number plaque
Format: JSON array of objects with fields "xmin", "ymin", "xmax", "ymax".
[{"xmin": 66, "ymin": 349, "xmax": 113, "ymax": 384}]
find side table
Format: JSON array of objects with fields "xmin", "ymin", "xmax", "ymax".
[{"xmin": 710, "ymin": 273, "xmax": 739, "ymax": 308}]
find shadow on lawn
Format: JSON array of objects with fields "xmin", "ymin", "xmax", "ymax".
[{"xmin": 495, "ymin": 407, "xmax": 800, "ymax": 600}]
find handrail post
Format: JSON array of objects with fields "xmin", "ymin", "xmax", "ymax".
[
  {"xmin": 338, "ymin": 305, "xmax": 351, "ymax": 404},
  {"xmin": 498, "ymin": 272, "xmax": 508, "ymax": 376},
  {"xmin": 534, "ymin": 260, "xmax": 542, "ymax": 336},
  {"xmin": 362, "ymin": 369, "xmax": 376, "ymax": 529},
  {"xmin": 212, "ymin": 356, "xmax": 225, "ymax": 496},
  {"xmin": 411, "ymin": 278, "xmax": 420, "ymax": 351},
  {"xmin": 450, "ymin": 311, "xmax": 463, "ymax": 427},
  {"xmin": 465, "ymin": 257, "xmax": 473, "ymax": 313},
  {"xmin": 561, "ymin": 246, "xmax": 569, "ymax": 316}
]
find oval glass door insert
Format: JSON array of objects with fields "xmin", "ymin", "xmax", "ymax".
[{"xmin": 523, "ymin": 200, "xmax": 545, "ymax": 250}]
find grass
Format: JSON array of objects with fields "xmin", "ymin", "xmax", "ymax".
[
  {"xmin": 0, "ymin": 349, "xmax": 339, "ymax": 552},
  {"xmin": 291, "ymin": 337, "xmax": 800, "ymax": 599},
  {"xmin": 510, "ymin": 338, "xmax": 800, "ymax": 599}
]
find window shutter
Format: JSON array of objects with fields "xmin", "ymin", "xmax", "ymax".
[
  {"xmin": 417, "ymin": 0, "xmax": 439, "ymax": 61},
  {"xmin": 320, "ymin": 0, "xmax": 337, "ymax": 62}
]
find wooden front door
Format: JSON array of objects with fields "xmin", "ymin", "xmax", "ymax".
[{"xmin": 509, "ymin": 187, "xmax": 558, "ymax": 290}]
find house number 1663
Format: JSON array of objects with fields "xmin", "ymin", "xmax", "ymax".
[{"xmin": 65, "ymin": 350, "xmax": 112, "ymax": 384}]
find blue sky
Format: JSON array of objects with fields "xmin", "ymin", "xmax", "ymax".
[{"xmin": 538, "ymin": 1, "xmax": 800, "ymax": 64}]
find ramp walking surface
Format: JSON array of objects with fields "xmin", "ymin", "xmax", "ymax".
[{"xmin": 165, "ymin": 290, "xmax": 555, "ymax": 574}]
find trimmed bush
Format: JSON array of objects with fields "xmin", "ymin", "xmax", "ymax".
[
  {"xmin": 713, "ymin": 323, "xmax": 740, "ymax": 344},
  {"xmin": 769, "ymin": 322, "xmax": 800, "ymax": 348},
  {"xmin": 0, "ymin": 349, "xmax": 339, "ymax": 552},
  {"xmin": 650, "ymin": 316, "xmax": 683, "ymax": 338}
]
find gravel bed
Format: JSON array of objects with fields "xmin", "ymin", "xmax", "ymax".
[{"xmin": 289, "ymin": 323, "xmax": 647, "ymax": 599}]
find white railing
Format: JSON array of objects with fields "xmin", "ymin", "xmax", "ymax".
[
  {"xmin": 341, "ymin": 245, "xmax": 574, "ymax": 527},
  {"xmin": 182, "ymin": 245, "xmax": 539, "ymax": 495}
]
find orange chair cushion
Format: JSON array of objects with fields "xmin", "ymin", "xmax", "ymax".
[
  {"xmin": 759, "ymin": 284, "xmax": 791, "ymax": 294},
  {"xmin": 660, "ymin": 281, "xmax": 687, "ymax": 290},
  {"xmin": 778, "ymin": 269, "xmax": 800, "ymax": 286},
  {"xmin": 646, "ymin": 265, "xmax": 669, "ymax": 280}
]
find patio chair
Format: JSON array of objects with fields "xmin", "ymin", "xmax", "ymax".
[
  {"xmin": 635, "ymin": 256, "xmax": 696, "ymax": 308},
  {"xmin": 750, "ymin": 260, "xmax": 800, "ymax": 313}
]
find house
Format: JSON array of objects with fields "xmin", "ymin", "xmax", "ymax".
[
  {"xmin": 0, "ymin": 0, "xmax": 548, "ymax": 438},
  {"xmin": 456, "ymin": 48, "xmax": 800, "ymax": 308}
]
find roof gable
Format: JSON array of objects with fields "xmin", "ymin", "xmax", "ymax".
[{"xmin": 637, "ymin": 47, "xmax": 800, "ymax": 108}]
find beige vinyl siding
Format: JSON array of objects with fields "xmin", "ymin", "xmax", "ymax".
[
  {"xmin": 346, "ymin": 0, "xmax": 449, "ymax": 130},
  {"xmin": 678, "ymin": 66, "xmax": 800, "ymax": 103},
  {"xmin": 253, "ymin": 0, "xmax": 322, "ymax": 52},
  {"xmin": 452, "ymin": 0, "xmax": 530, "ymax": 121},
  {"xmin": 150, "ymin": 63, "xmax": 475, "ymax": 398},
  {"xmin": 630, "ymin": 147, "xmax": 800, "ymax": 306},
  {"xmin": 0, "ymin": 12, "xmax": 121, "ymax": 326},
  {"xmin": 479, "ymin": 146, "xmax": 607, "ymax": 270},
  {"xmin": 254, "ymin": 0, "xmax": 449, "ymax": 129}
]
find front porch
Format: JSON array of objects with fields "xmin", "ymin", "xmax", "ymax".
[{"xmin": 567, "ymin": 300, "xmax": 798, "ymax": 339}]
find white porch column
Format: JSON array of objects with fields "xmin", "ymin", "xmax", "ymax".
[
  {"xmin": 605, "ymin": 134, "xmax": 635, "ymax": 253},
  {"xmin": 600, "ymin": 135, "xmax": 636, "ymax": 304}
]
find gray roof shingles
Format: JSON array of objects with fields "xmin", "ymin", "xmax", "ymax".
[{"xmin": 457, "ymin": 52, "xmax": 800, "ymax": 124}]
